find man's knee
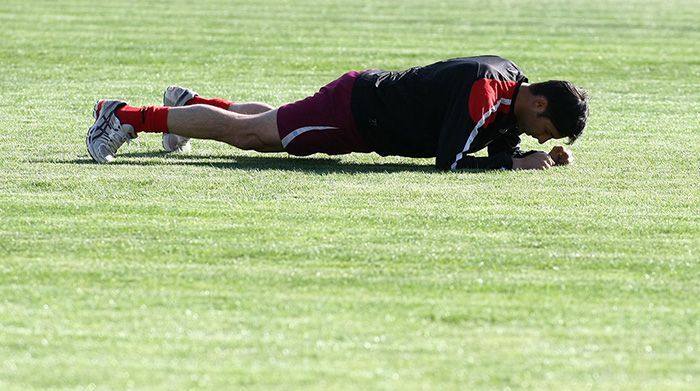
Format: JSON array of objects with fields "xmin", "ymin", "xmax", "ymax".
[
  {"xmin": 231, "ymin": 132, "xmax": 261, "ymax": 150},
  {"xmin": 226, "ymin": 126, "xmax": 275, "ymax": 151},
  {"xmin": 223, "ymin": 110, "xmax": 281, "ymax": 152}
]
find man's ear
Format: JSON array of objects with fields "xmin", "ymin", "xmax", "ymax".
[{"xmin": 533, "ymin": 96, "xmax": 548, "ymax": 114}]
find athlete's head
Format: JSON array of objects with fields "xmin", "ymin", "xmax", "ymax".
[{"xmin": 516, "ymin": 81, "xmax": 588, "ymax": 144}]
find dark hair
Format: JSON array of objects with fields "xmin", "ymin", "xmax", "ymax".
[{"xmin": 529, "ymin": 80, "xmax": 588, "ymax": 143}]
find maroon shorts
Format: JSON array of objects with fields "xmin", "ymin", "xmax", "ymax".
[{"xmin": 277, "ymin": 71, "xmax": 372, "ymax": 156}]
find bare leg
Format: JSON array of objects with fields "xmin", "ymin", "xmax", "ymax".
[
  {"xmin": 167, "ymin": 104, "xmax": 283, "ymax": 152},
  {"xmin": 229, "ymin": 102, "xmax": 274, "ymax": 114}
]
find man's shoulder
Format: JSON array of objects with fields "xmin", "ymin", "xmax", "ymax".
[
  {"xmin": 475, "ymin": 56, "xmax": 524, "ymax": 77},
  {"xmin": 442, "ymin": 55, "xmax": 515, "ymax": 66},
  {"xmin": 431, "ymin": 55, "xmax": 525, "ymax": 81}
]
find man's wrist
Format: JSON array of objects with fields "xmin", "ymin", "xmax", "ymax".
[{"xmin": 487, "ymin": 152, "xmax": 515, "ymax": 170}]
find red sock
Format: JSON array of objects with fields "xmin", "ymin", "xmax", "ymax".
[
  {"xmin": 115, "ymin": 105, "xmax": 170, "ymax": 134},
  {"xmin": 185, "ymin": 96, "xmax": 234, "ymax": 110}
]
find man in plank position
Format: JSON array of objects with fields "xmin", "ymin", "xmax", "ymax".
[{"xmin": 86, "ymin": 55, "xmax": 588, "ymax": 170}]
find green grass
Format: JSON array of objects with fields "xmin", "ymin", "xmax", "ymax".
[{"xmin": 1, "ymin": 0, "xmax": 699, "ymax": 389}]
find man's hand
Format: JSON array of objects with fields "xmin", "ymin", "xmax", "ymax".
[
  {"xmin": 512, "ymin": 151, "xmax": 555, "ymax": 170},
  {"xmin": 549, "ymin": 146, "xmax": 575, "ymax": 166}
]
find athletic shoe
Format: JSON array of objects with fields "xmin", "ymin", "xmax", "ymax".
[
  {"xmin": 86, "ymin": 99, "xmax": 136, "ymax": 163},
  {"xmin": 161, "ymin": 85, "xmax": 197, "ymax": 152}
]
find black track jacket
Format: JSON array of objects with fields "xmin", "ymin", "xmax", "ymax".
[{"xmin": 351, "ymin": 56, "xmax": 530, "ymax": 170}]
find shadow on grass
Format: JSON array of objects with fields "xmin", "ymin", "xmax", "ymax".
[{"xmin": 55, "ymin": 152, "xmax": 443, "ymax": 174}]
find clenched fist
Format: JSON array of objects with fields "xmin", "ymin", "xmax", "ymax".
[
  {"xmin": 549, "ymin": 146, "xmax": 575, "ymax": 166},
  {"xmin": 512, "ymin": 151, "xmax": 555, "ymax": 170}
]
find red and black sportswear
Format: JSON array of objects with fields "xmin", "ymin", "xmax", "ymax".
[{"xmin": 351, "ymin": 56, "xmax": 529, "ymax": 170}]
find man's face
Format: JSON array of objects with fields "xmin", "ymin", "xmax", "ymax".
[
  {"xmin": 521, "ymin": 115, "xmax": 562, "ymax": 144},
  {"xmin": 518, "ymin": 96, "xmax": 563, "ymax": 144}
]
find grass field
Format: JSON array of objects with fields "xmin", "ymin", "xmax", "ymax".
[{"xmin": 1, "ymin": 0, "xmax": 699, "ymax": 389}]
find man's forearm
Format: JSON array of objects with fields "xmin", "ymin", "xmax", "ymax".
[{"xmin": 450, "ymin": 152, "xmax": 513, "ymax": 170}]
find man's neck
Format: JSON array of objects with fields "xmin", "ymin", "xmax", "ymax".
[{"xmin": 514, "ymin": 83, "xmax": 531, "ymax": 121}]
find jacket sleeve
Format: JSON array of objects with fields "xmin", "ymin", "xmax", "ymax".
[
  {"xmin": 484, "ymin": 130, "xmax": 541, "ymax": 169},
  {"xmin": 447, "ymin": 130, "xmax": 532, "ymax": 171},
  {"xmin": 436, "ymin": 128, "xmax": 519, "ymax": 170},
  {"xmin": 437, "ymin": 79, "xmax": 522, "ymax": 171},
  {"xmin": 448, "ymin": 130, "xmax": 522, "ymax": 170},
  {"xmin": 450, "ymin": 153, "xmax": 514, "ymax": 170},
  {"xmin": 488, "ymin": 130, "xmax": 522, "ymax": 155}
]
